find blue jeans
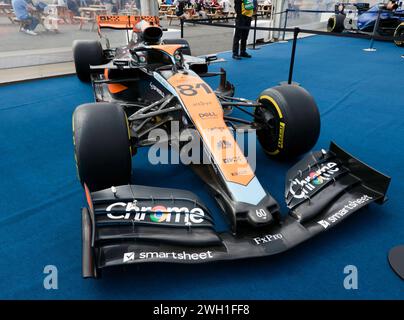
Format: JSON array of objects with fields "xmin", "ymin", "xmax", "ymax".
[{"xmin": 19, "ymin": 15, "xmax": 39, "ymax": 31}]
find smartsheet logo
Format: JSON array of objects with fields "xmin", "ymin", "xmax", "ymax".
[
  {"xmin": 123, "ymin": 252, "xmax": 135, "ymax": 263},
  {"xmin": 317, "ymin": 195, "xmax": 373, "ymax": 229},
  {"xmin": 317, "ymin": 220, "xmax": 330, "ymax": 229},
  {"xmin": 123, "ymin": 251, "xmax": 214, "ymax": 263}
]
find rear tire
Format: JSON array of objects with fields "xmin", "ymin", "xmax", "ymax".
[
  {"xmin": 394, "ymin": 23, "xmax": 404, "ymax": 47},
  {"xmin": 73, "ymin": 40, "xmax": 104, "ymax": 82},
  {"xmin": 255, "ymin": 85, "xmax": 320, "ymax": 159},
  {"xmin": 73, "ymin": 103, "xmax": 132, "ymax": 191},
  {"xmin": 327, "ymin": 14, "xmax": 345, "ymax": 33},
  {"xmin": 162, "ymin": 38, "xmax": 192, "ymax": 55}
]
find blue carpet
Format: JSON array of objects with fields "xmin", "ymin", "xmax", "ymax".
[{"xmin": 0, "ymin": 36, "xmax": 403, "ymax": 299}]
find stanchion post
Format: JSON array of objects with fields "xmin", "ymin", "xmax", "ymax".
[
  {"xmin": 181, "ymin": 18, "xmax": 184, "ymax": 39},
  {"xmin": 282, "ymin": 9, "xmax": 289, "ymax": 41},
  {"xmin": 252, "ymin": 14, "xmax": 258, "ymax": 50},
  {"xmin": 287, "ymin": 27, "xmax": 299, "ymax": 85},
  {"xmin": 364, "ymin": 5, "xmax": 382, "ymax": 52}
]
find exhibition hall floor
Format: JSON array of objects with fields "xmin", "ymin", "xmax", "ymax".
[{"xmin": 0, "ymin": 36, "xmax": 403, "ymax": 299}]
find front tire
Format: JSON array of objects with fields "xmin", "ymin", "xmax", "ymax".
[
  {"xmin": 255, "ymin": 85, "xmax": 320, "ymax": 159},
  {"xmin": 73, "ymin": 102, "xmax": 132, "ymax": 191},
  {"xmin": 327, "ymin": 14, "xmax": 345, "ymax": 33},
  {"xmin": 73, "ymin": 40, "xmax": 104, "ymax": 82},
  {"xmin": 394, "ymin": 22, "xmax": 404, "ymax": 47}
]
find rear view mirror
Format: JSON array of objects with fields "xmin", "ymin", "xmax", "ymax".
[{"xmin": 205, "ymin": 55, "xmax": 218, "ymax": 63}]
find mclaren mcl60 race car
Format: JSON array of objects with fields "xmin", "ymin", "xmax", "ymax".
[
  {"xmin": 71, "ymin": 2, "xmax": 391, "ymax": 278},
  {"xmin": 327, "ymin": 1, "xmax": 404, "ymax": 46}
]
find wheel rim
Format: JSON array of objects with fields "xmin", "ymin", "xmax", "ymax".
[
  {"xmin": 395, "ymin": 28, "xmax": 404, "ymax": 46},
  {"xmin": 327, "ymin": 17, "xmax": 336, "ymax": 32},
  {"xmin": 256, "ymin": 98, "xmax": 281, "ymax": 155}
]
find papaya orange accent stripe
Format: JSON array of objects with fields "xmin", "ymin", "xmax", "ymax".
[
  {"xmin": 149, "ymin": 44, "xmax": 183, "ymax": 56},
  {"xmin": 104, "ymin": 68, "xmax": 128, "ymax": 93},
  {"xmin": 167, "ymin": 73, "xmax": 255, "ymax": 186},
  {"xmin": 84, "ymin": 183, "xmax": 94, "ymax": 212},
  {"xmin": 108, "ymin": 83, "xmax": 128, "ymax": 94}
]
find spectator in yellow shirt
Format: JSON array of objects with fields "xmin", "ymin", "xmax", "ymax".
[{"xmin": 232, "ymin": 0, "xmax": 254, "ymax": 59}]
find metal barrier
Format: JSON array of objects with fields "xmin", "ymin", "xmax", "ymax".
[
  {"xmin": 181, "ymin": 11, "xmax": 287, "ymax": 48},
  {"xmin": 281, "ymin": 8, "xmax": 336, "ymax": 40},
  {"xmin": 181, "ymin": 12, "xmax": 270, "ymax": 40},
  {"xmin": 179, "ymin": 9, "xmax": 401, "ymax": 86}
]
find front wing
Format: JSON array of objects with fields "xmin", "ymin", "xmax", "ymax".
[{"xmin": 82, "ymin": 142, "xmax": 390, "ymax": 276}]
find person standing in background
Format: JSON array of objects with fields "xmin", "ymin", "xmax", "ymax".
[
  {"xmin": 220, "ymin": 0, "xmax": 230, "ymax": 21},
  {"xmin": 232, "ymin": 0, "xmax": 254, "ymax": 59},
  {"xmin": 220, "ymin": 0, "xmax": 230, "ymax": 14}
]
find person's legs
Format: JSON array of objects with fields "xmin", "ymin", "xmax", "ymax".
[
  {"xmin": 20, "ymin": 17, "xmax": 35, "ymax": 30},
  {"xmin": 19, "ymin": 16, "xmax": 38, "ymax": 34},
  {"xmin": 240, "ymin": 16, "xmax": 252, "ymax": 55},
  {"xmin": 232, "ymin": 16, "xmax": 242, "ymax": 57},
  {"xmin": 18, "ymin": 17, "xmax": 29, "ymax": 30},
  {"xmin": 27, "ymin": 16, "xmax": 39, "ymax": 31}
]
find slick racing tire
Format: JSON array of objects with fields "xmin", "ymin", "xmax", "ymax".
[
  {"xmin": 394, "ymin": 23, "xmax": 404, "ymax": 47},
  {"xmin": 161, "ymin": 38, "xmax": 192, "ymax": 55},
  {"xmin": 73, "ymin": 102, "xmax": 132, "ymax": 191},
  {"xmin": 327, "ymin": 14, "xmax": 345, "ymax": 33},
  {"xmin": 73, "ymin": 40, "xmax": 104, "ymax": 82},
  {"xmin": 255, "ymin": 85, "xmax": 320, "ymax": 159}
]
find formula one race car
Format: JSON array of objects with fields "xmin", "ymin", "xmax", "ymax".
[
  {"xmin": 327, "ymin": 1, "xmax": 404, "ymax": 46},
  {"xmin": 72, "ymin": 2, "xmax": 390, "ymax": 278}
]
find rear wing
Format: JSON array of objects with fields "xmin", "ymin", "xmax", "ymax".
[{"xmin": 96, "ymin": 15, "xmax": 160, "ymax": 31}]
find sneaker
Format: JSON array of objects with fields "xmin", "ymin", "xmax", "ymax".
[
  {"xmin": 240, "ymin": 52, "xmax": 252, "ymax": 58},
  {"xmin": 232, "ymin": 54, "xmax": 242, "ymax": 60},
  {"xmin": 23, "ymin": 29, "xmax": 38, "ymax": 36}
]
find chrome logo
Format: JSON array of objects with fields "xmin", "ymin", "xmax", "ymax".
[
  {"xmin": 309, "ymin": 172, "xmax": 324, "ymax": 185},
  {"xmin": 150, "ymin": 205, "xmax": 169, "ymax": 222},
  {"xmin": 289, "ymin": 162, "xmax": 340, "ymax": 199},
  {"xmin": 106, "ymin": 202, "xmax": 206, "ymax": 224}
]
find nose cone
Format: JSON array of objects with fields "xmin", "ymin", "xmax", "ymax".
[{"xmin": 246, "ymin": 207, "xmax": 276, "ymax": 226}]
